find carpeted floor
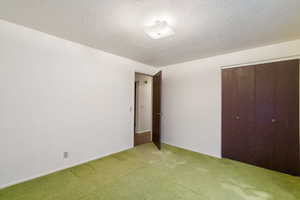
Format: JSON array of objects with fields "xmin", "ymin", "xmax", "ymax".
[{"xmin": 1, "ymin": 143, "xmax": 300, "ymax": 200}]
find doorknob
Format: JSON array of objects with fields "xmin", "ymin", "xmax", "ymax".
[
  {"xmin": 235, "ymin": 116, "xmax": 240, "ymax": 120},
  {"xmin": 271, "ymin": 118, "xmax": 277, "ymax": 123}
]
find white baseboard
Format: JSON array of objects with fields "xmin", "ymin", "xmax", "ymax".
[
  {"xmin": 0, "ymin": 146, "xmax": 131, "ymax": 189},
  {"xmin": 135, "ymin": 130, "xmax": 151, "ymax": 134},
  {"xmin": 162, "ymin": 141, "xmax": 222, "ymax": 159}
]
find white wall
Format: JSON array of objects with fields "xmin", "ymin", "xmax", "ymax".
[
  {"xmin": 161, "ymin": 39, "xmax": 300, "ymax": 158},
  {"xmin": 135, "ymin": 74, "xmax": 152, "ymax": 133},
  {"xmin": 0, "ymin": 20, "xmax": 157, "ymax": 189}
]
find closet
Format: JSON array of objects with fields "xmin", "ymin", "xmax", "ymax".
[{"xmin": 222, "ymin": 59, "xmax": 299, "ymax": 176}]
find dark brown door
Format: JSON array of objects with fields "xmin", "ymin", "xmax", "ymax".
[
  {"xmin": 222, "ymin": 66, "xmax": 255, "ymax": 163},
  {"xmin": 222, "ymin": 59, "xmax": 299, "ymax": 176},
  {"xmin": 254, "ymin": 60, "xmax": 299, "ymax": 175},
  {"xmin": 272, "ymin": 60, "xmax": 299, "ymax": 175},
  {"xmin": 252, "ymin": 62, "xmax": 277, "ymax": 170},
  {"xmin": 152, "ymin": 71, "xmax": 162, "ymax": 150},
  {"xmin": 134, "ymin": 81, "xmax": 138, "ymax": 132}
]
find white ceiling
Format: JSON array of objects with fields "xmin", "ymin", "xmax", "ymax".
[{"xmin": 0, "ymin": 0, "xmax": 300, "ymax": 67}]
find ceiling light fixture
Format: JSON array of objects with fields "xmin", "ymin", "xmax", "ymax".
[{"xmin": 144, "ymin": 20, "xmax": 175, "ymax": 39}]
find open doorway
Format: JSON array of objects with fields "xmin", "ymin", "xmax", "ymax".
[
  {"xmin": 134, "ymin": 71, "xmax": 162, "ymax": 149},
  {"xmin": 134, "ymin": 73, "xmax": 153, "ymax": 146}
]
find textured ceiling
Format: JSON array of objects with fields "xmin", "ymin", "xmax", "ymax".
[{"xmin": 0, "ymin": 0, "xmax": 300, "ymax": 67}]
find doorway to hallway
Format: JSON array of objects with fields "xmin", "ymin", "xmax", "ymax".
[{"xmin": 134, "ymin": 71, "xmax": 161, "ymax": 149}]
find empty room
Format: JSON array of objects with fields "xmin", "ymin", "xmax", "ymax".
[{"xmin": 0, "ymin": 1, "xmax": 300, "ymax": 200}]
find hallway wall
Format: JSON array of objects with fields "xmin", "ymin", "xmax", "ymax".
[{"xmin": 135, "ymin": 74, "xmax": 153, "ymax": 133}]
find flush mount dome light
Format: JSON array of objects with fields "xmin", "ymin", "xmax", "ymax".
[{"xmin": 144, "ymin": 20, "xmax": 175, "ymax": 39}]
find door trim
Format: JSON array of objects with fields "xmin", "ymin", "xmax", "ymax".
[{"xmin": 221, "ymin": 56, "xmax": 300, "ymax": 69}]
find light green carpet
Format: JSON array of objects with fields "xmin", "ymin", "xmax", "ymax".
[{"xmin": 1, "ymin": 143, "xmax": 300, "ymax": 200}]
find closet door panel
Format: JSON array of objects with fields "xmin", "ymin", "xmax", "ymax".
[
  {"xmin": 222, "ymin": 66, "xmax": 255, "ymax": 162},
  {"xmin": 222, "ymin": 68, "xmax": 239, "ymax": 160},
  {"xmin": 273, "ymin": 60, "xmax": 299, "ymax": 175},
  {"xmin": 235, "ymin": 67, "xmax": 256, "ymax": 163},
  {"xmin": 253, "ymin": 63, "xmax": 276, "ymax": 170}
]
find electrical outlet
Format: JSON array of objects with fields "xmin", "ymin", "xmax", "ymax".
[{"xmin": 63, "ymin": 152, "xmax": 68, "ymax": 159}]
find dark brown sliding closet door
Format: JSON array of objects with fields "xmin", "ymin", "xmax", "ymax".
[
  {"xmin": 253, "ymin": 63, "xmax": 277, "ymax": 170},
  {"xmin": 222, "ymin": 66, "xmax": 255, "ymax": 163},
  {"xmin": 272, "ymin": 60, "xmax": 299, "ymax": 175},
  {"xmin": 222, "ymin": 68, "xmax": 238, "ymax": 160},
  {"xmin": 222, "ymin": 59, "xmax": 299, "ymax": 176}
]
